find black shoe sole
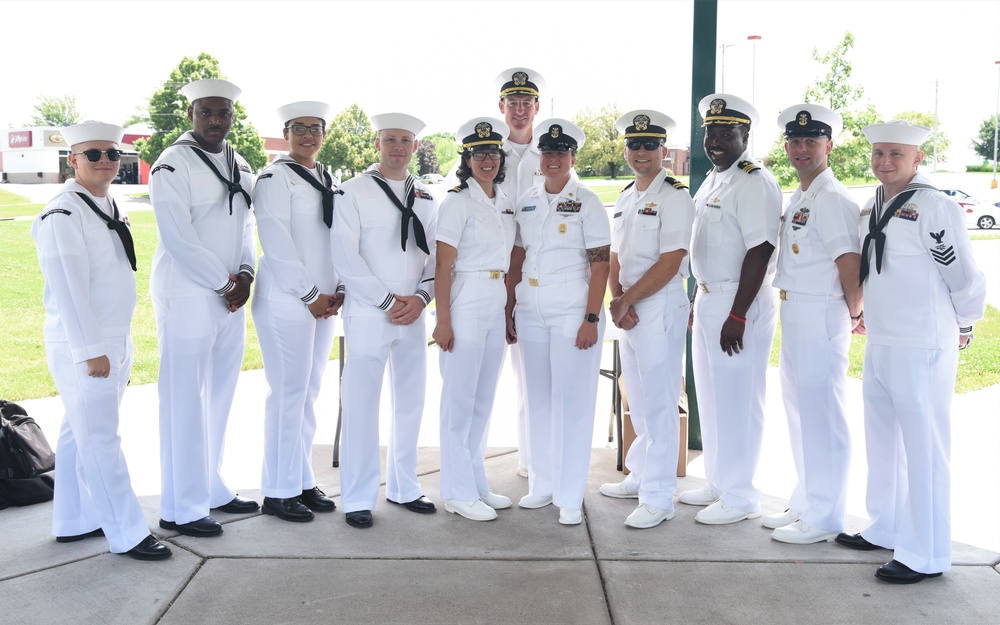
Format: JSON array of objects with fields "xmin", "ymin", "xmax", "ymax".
[
  {"xmin": 159, "ymin": 519, "xmax": 224, "ymax": 537},
  {"xmin": 345, "ymin": 514, "xmax": 373, "ymax": 529},
  {"xmin": 875, "ymin": 571, "xmax": 942, "ymax": 584},
  {"xmin": 125, "ymin": 549, "xmax": 173, "ymax": 561},
  {"xmin": 386, "ymin": 498, "xmax": 437, "ymax": 514},
  {"xmin": 56, "ymin": 528, "xmax": 105, "ymax": 543},
  {"xmin": 262, "ymin": 505, "xmax": 314, "ymax": 523}
]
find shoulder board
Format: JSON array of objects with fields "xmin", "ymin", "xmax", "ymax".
[
  {"xmin": 258, "ymin": 173, "xmax": 273, "ymax": 179},
  {"xmin": 619, "ymin": 180, "xmax": 635, "ymax": 194},
  {"xmin": 447, "ymin": 185, "xmax": 462, "ymax": 194},
  {"xmin": 665, "ymin": 175, "xmax": 688, "ymax": 190},
  {"xmin": 151, "ymin": 164, "xmax": 175, "ymax": 175},
  {"xmin": 737, "ymin": 160, "xmax": 760, "ymax": 174},
  {"xmin": 40, "ymin": 208, "xmax": 72, "ymax": 220}
]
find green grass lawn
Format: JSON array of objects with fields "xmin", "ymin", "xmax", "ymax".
[
  {"xmin": 589, "ymin": 175, "xmax": 692, "ymax": 204},
  {"xmin": 0, "ymin": 188, "xmax": 42, "ymax": 219}
]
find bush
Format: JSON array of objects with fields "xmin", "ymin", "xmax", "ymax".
[{"xmin": 966, "ymin": 164, "xmax": 997, "ymax": 173}]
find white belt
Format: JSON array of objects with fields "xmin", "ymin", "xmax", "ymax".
[
  {"xmin": 779, "ymin": 289, "xmax": 844, "ymax": 302},
  {"xmin": 697, "ymin": 281, "xmax": 739, "ymax": 294},
  {"xmin": 455, "ymin": 270, "xmax": 506, "ymax": 280},
  {"xmin": 524, "ymin": 269, "xmax": 589, "ymax": 287}
]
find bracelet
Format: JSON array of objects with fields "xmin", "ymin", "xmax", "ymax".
[
  {"xmin": 728, "ymin": 312, "xmax": 746, "ymax": 324},
  {"xmin": 851, "ymin": 310, "xmax": 864, "ymax": 321}
]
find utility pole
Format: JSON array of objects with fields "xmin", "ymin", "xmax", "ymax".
[
  {"xmin": 719, "ymin": 43, "xmax": 735, "ymax": 92},
  {"xmin": 933, "ymin": 78, "xmax": 939, "ymax": 173}
]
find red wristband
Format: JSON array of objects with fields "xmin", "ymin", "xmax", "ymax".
[{"xmin": 729, "ymin": 312, "xmax": 746, "ymax": 324}]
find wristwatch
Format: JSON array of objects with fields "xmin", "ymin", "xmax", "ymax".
[{"xmin": 586, "ymin": 313, "xmax": 599, "ymax": 323}]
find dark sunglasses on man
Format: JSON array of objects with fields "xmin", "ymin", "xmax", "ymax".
[
  {"xmin": 626, "ymin": 139, "xmax": 663, "ymax": 152},
  {"xmin": 73, "ymin": 149, "xmax": 123, "ymax": 162}
]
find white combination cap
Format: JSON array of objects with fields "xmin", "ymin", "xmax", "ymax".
[
  {"xmin": 616, "ymin": 109, "xmax": 676, "ymax": 139},
  {"xmin": 455, "ymin": 117, "xmax": 509, "ymax": 149},
  {"xmin": 863, "ymin": 120, "xmax": 930, "ymax": 146},
  {"xmin": 698, "ymin": 93, "xmax": 759, "ymax": 129},
  {"xmin": 495, "ymin": 67, "xmax": 547, "ymax": 99},
  {"xmin": 370, "ymin": 112, "xmax": 425, "ymax": 136},
  {"xmin": 180, "ymin": 78, "xmax": 242, "ymax": 104},
  {"xmin": 277, "ymin": 101, "xmax": 334, "ymax": 126},
  {"xmin": 534, "ymin": 118, "xmax": 586, "ymax": 151},
  {"xmin": 62, "ymin": 121, "xmax": 125, "ymax": 147},
  {"xmin": 777, "ymin": 103, "xmax": 843, "ymax": 138}
]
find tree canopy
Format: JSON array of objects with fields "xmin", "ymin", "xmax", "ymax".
[
  {"xmin": 416, "ymin": 138, "xmax": 439, "ymax": 176},
  {"xmin": 764, "ymin": 32, "xmax": 881, "ymax": 186},
  {"xmin": 971, "ymin": 115, "xmax": 999, "ymax": 164},
  {"xmin": 316, "ymin": 104, "xmax": 378, "ymax": 180},
  {"xmin": 574, "ymin": 104, "xmax": 627, "ymax": 178},
  {"xmin": 30, "ymin": 94, "xmax": 80, "ymax": 127},
  {"xmin": 894, "ymin": 110, "xmax": 950, "ymax": 164},
  {"xmin": 129, "ymin": 52, "xmax": 267, "ymax": 171},
  {"xmin": 423, "ymin": 131, "xmax": 460, "ymax": 176}
]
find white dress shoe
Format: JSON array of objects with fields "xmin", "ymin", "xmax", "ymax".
[
  {"xmin": 771, "ymin": 519, "xmax": 838, "ymax": 544},
  {"xmin": 599, "ymin": 481, "xmax": 639, "ymax": 499},
  {"xmin": 761, "ymin": 508, "xmax": 801, "ymax": 529},
  {"xmin": 558, "ymin": 507, "xmax": 582, "ymax": 525},
  {"xmin": 678, "ymin": 486, "xmax": 719, "ymax": 506},
  {"xmin": 518, "ymin": 494, "xmax": 553, "ymax": 509},
  {"xmin": 695, "ymin": 499, "xmax": 761, "ymax": 525},
  {"xmin": 516, "ymin": 463, "xmax": 529, "ymax": 478},
  {"xmin": 480, "ymin": 492, "xmax": 512, "ymax": 510},
  {"xmin": 625, "ymin": 503, "xmax": 675, "ymax": 529},
  {"xmin": 444, "ymin": 499, "xmax": 498, "ymax": 521}
]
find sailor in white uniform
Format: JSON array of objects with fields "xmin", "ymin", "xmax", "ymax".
[
  {"xmin": 682, "ymin": 93, "xmax": 782, "ymax": 525},
  {"xmin": 150, "ymin": 79, "xmax": 260, "ymax": 537},
  {"xmin": 331, "ymin": 113, "xmax": 438, "ymax": 529},
  {"xmin": 768, "ymin": 104, "xmax": 863, "ymax": 544},
  {"xmin": 835, "ymin": 121, "xmax": 986, "ymax": 584},
  {"xmin": 508, "ymin": 119, "xmax": 610, "ymax": 526},
  {"xmin": 252, "ymin": 101, "xmax": 343, "ymax": 523},
  {"xmin": 34, "ymin": 121, "xmax": 170, "ymax": 560},
  {"xmin": 599, "ymin": 110, "xmax": 695, "ymax": 529},
  {"xmin": 435, "ymin": 117, "xmax": 517, "ymax": 522}
]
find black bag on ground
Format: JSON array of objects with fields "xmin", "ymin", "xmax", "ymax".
[{"xmin": 0, "ymin": 399, "xmax": 56, "ymax": 509}]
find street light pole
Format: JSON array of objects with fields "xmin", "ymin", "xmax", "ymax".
[
  {"xmin": 748, "ymin": 35, "xmax": 761, "ymax": 157},
  {"xmin": 719, "ymin": 43, "xmax": 735, "ymax": 92},
  {"xmin": 993, "ymin": 60, "xmax": 999, "ymax": 189}
]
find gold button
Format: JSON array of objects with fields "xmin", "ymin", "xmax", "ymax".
[
  {"xmin": 490, "ymin": 271, "xmax": 500, "ymax": 279},
  {"xmin": 699, "ymin": 283, "xmax": 709, "ymax": 293},
  {"xmin": 779, "ymin": 290, "xmax": 788, "ymax": 301},
  {"xmin": 529, "ymin": 278, "xmax": 539, "ymax": 287}
]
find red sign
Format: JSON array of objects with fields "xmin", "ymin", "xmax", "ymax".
[{"xmin": 8, "ymin": 131, "xmax": 32, "ymax": 148}]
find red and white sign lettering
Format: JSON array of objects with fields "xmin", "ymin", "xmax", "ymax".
[{"xmin": 8, "ymin": 131, "xmax": 32, "ymax": 147}]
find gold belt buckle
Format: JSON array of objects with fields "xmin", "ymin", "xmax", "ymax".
[
  {"xmin": 489, "ymin": 271, "xmax": 501, "ymax": 280},
  {"xmin": 699, "ymin": 283, "xmax": 709, "ymax": 293},
  {"xmin": 779, "ymin": 289, "xmax": 788, "ymax": 301},
  {"xmin": 529, "ymin": 278, "xmax": 539, "ymax": 287}
]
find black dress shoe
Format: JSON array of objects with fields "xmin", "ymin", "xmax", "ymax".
[
  {"xmin": 345, "ymin": 510, "xmax": 373, "ymax": 528},
  {"xmin": 875, "ymin": 559, "xmax": 943, "ymax": 584},
  {"xmin": 125, "ymin": 535, "xmax": 172, "ymax": 561},
  {"xmin": 262, "ymin": 497, "xmax": 314, "ymax": 522},
  {"xmin": 56, "ymin": 528, "xmax": 105, "ymax": 543},
  {"xmin": 835, "ymin": 532, "xmax": 885, "ymax": 551},
  {"xmin": 300, "ymin": 487, "xmax": 337, "ymax": 512},
  {"xmin": 387, "ymin": 495, "xmax": 437, "ymax": 514},
  {"xmin": 212, "ymin": 495, "xmax": 260, "ymax": 514},
  {"xmin": 159, "ymin": 516, "xmax": 223, "ymax": 537}
]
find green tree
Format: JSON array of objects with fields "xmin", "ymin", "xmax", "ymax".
[
  {"xmin": 317, "ymin": 104, "xmax": 378, "ymax": 180},
  {"xmin": 574, "ymin": 104, "xmax": 627, "ymax": 178},
  {"xmin": 764, "ymin": 32, "xmax": 881, "ymax": 186},
  {"xmin": 416, "ymin": 139, "xmax": 439, "ymax": 176},
  {"xmin": 129, "ymin": 52, "xmax": 267, "ymax": 171},
  {"xmin": 30, "ymin": 94, "xmax": 80, "ymax": 127},
  {"xmin": 971, "ymin": 115, "xmax": 1000, "ymax": 163},
  {"xmin": 894, "ymin": 110, "xmax": 950, "ymax": 163},
  {"xmin": 424, "ymin": 131, "xmax": 460, "ymax": 176}
]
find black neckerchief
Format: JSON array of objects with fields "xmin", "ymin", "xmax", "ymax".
[
  {"xmin": 75, "ymin": 192, "xmax": 136, "ymax": 272},
  {"xmin": 283, "ymin": 161, "xmax": 342, "ymax": 229},
  {"xmin": 363, "ymin": 168, "xmax": 429, "ymax": 254},
  {"xmin": 172, "ymin": 137, "xmax": 251, "ymax": 214},
  {"xmin": 859, "ymin": 182, "xmax": 936, "ymax": 284}
]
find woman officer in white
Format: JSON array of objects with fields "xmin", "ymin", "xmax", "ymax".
[
  {"xmin": 251, "ymin": 102, "xmax": 342, "ymax": 522},
  {"xmin": 434, "ymin": 117, "xmax": 516, "ymax": 522},
  {"xmin": 508, "ymin": 119, "xmax": 611, "ymax": 525}
]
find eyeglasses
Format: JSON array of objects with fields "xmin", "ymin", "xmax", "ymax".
[
  {"xmin": 626, "ymin": 140, "xmax": 663, "ymax": 152},
  {"xmin": 471, "ymin": 151, "xmax": 501, "ymax": 161},
  {"xmin": 287, "ymin": 124, "xmax": 325, "ymax": 136},
  {"xmin": 73, "ymin": 149, "xmax": 123, "ymax": 162}
]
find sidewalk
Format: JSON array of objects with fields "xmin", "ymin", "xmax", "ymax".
[{"xmin": 2, "ymin": 345, "xmax": 998, "ymax": 624}]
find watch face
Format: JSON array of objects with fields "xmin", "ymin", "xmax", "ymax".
[{"xmin": 587, "ymin": 313, "xmax": 599, "ymax": 323}]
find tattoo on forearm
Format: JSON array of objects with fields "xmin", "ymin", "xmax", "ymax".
[{"xmin": 587, "ymin": 245, "xmax": 610, "ymax": 264}]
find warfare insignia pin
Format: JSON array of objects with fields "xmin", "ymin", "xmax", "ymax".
[{"xmin": 792, "ymin": 243, "xmax": 800, "ymax": 254}]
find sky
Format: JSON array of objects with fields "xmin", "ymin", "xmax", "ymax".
[{"xmin": 2, "ymin": 0, "xmax": 999, "ymax": 164}]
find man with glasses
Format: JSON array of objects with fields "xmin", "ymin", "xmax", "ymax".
[
  {"xmin": 32, "ymin": 121, "xmax": 171, "ymax": 560},
  {"xmin": 767, "ymin": 104, "xmax": 862, "ymax": 544},
  {"xmin": 331, "ymin": 113, "xmax": 438, "ymax": 529},
  {"xmin": 149, "ymin": 79, "xmax": 259, "ymax": 538},
  {"xmin": 682, "ymin": 93, "xmax": 782, "ymax": 525},
  {"xmin": 598, "ymin": 111, "xmax": 695, "ymax": 529}
]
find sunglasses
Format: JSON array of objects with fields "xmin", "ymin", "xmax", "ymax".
[
  {"xmin": 626, "ymin": 140, "xmax": 663, "ymax": 152},
  {"xmin": 74, "ymin": 149, "xmax": 123, "ymax": 162},
  {"xmin": 471, "ymin": 150, "xmax": 501, "ymax": 161}
]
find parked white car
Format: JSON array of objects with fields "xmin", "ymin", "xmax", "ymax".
[{"xmin": 942, "ymin": 189, "xmax": 996, "ymax": 229}]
